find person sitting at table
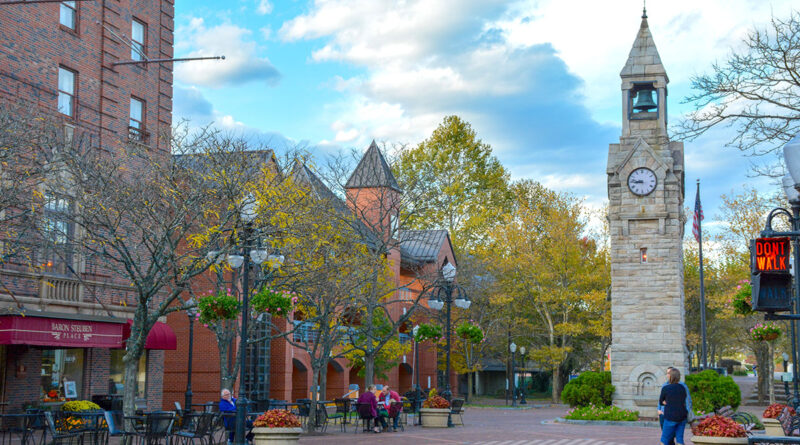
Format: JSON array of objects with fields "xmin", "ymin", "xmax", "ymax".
[
  {"xmin": 380, "ymin": 385, "xmax": 402, "ymax": 432},
  {"xmin": 356, "ymin": 384, "xmax": 386, "ymax": 433}
]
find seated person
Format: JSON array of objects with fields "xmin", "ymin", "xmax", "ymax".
[
  {"xmin": 381, "ymin": 385, "xmax": 402, "ymax": 431},
  {"xmin": 356, "ymin": 384, "xmax": 387, "ymax": 433},
  {"xmin": 219, "ymin": 389, "xmax": 253, "ymax": 444}
]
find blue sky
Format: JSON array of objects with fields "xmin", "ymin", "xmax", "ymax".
[{"xmin": 172, "ymin": 0, "xmax": 797, "ymax": 240}]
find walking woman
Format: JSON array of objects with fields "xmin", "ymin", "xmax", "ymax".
[{"xmin": 658, "ymin": 368, "xmax": 688, "ymax": 445}]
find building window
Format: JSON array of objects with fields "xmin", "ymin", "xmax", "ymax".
[
  {"xmin": 399, "ymin": 286, "xmax": 414, "ymax": 301},
  {"xmin": 109, "ymin": 350, "xmax": 147, "ymax": 398},
  {"xmin": 58, "ymin": 67, "xmax": 76, "ymax": 117},
  {"xmin": 129, "ymin": 97, "xmax": 145, "ymax": 140},
  {"xmin": 131, "ymin": 20, "xmax": 146, "ymax": 61},
  {"xmin": 43, "ymin": 193, "xmax": 74, "ymax": 274},
  {"xmin": 41, "ymin": 349, "xmax": 84, "ymax": 400},
  {"xmin": 59, "ymin": 1, "xmax": 76, "ymax": 30}
]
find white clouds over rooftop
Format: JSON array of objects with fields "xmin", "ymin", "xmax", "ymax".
[{"xmin": 175, "ymin": 18, "xmax": 280, "ymax": 88}]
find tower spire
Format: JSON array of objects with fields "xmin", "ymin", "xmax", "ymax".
[{"xmin": 642, "ymin": 0, "xmax": 647, "ymax": 19}]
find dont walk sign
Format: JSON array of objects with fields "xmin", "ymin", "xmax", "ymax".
[{"xmin": 750, "ymin": 237, "xmax": 793, "ymax": 312}]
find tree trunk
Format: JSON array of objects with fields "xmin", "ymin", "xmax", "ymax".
[
  {"xmin": 551, "ymin": 366, "xmax": 561, "ymax": 404},
  {"xmin": 768, "ymin": 341, "xmax": 776, "ymax": 405},
  {"xmin": 364, "ymin": 353, "xmax": 375, "ymax": 387},
  {"xmin": 466, "ymin": 372, "xmax": 473, "ymax": 403},
  {"xmin": 320, "ymin": 362, "xmax": 328, "ymax": 401},
  {"xmin": 308, "ymin": 367, "xmax": 320, "ymax": 432}
]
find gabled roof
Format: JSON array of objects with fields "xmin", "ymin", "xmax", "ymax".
[
  {"xmin": 397, "ymin": 229, "xmax": 451, "ymax": 267},
  {"xmin": 345, "ymin": 140, "xmax": 402, "ymax": 192},
  {"xmin": 620, "ymin": 11, "xmax": 668, "ymax": 81}
]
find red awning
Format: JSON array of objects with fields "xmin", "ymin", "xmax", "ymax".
[
  {"xmin": 123, "ymin": 320, "xmax": 177, "ymax": 350},
  {"xmin": 0, "ymin": 315, "xmax": 125, "ymax": 348}
]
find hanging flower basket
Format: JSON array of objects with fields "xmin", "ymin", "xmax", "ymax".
[
  {"xmin": 456, "ymin": 321, "xmax": 484, "ymax": 344},
  {"xmin": 732, "ymin": 281, "xmax": 752, "ymax": 315},
  {"xmin": 750, "ymin": 322, "xmax": 782, "ymax": 342},
  {"xmin": 250, "ymin": 287, "xmax": 296, "ymax": 318},
  {"xmin": 198, "ymin": 290, "xmax": 240, "ymax": 325},
  {"xmin": 414, "ymin": 323, "xmax": 442, "ymax": 343}
]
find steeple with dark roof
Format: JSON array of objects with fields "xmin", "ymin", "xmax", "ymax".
[
  {"xmin": 345, "ymin": 140, "xmax": 402, "ymax": 192},
  {"xmin": 620, "ymin": 10, "xmax": 667, "ymax": 82}
]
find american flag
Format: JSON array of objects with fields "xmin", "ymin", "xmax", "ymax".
[{"xmin": 693, "ymin": 184, "xmax": 703, "ymax": 242}]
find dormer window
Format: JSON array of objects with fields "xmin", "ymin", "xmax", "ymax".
[{"xmin": 630, "ymin": 82, "xmax": 658, "ymax": 120}]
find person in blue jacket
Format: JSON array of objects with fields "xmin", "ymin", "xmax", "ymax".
[
  {"xmin": 659, "ymin": 368, "xmax": 691, "ymax": 445},
  {"xmin": 219, "ymin": 389, "xmax": 238, "ymax": 445}
]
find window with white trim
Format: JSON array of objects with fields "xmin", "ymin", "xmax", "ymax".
[
  {"xmin": 59, "ymin": 2, "xmax": 76, "ymax": 30},
  {"xmin": 129, "ymin": 97, "xmax": 145, "ymax": 140},
  {"xmin": 57, "ymin": 67, "xmax": 76, "ymax": 117},
  {"xmin": 131, "ymin": 20, "xmax": 146, "ymax": 61}
]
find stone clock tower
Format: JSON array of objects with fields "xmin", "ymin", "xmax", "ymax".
[{"xmin": 607, "ymin": 9, "xmax": 687, "ymax": 417}]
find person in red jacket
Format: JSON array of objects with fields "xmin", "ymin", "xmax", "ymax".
[{"xmin": 380, "ymin": 386, "xmax": 403, "ymax": 431}]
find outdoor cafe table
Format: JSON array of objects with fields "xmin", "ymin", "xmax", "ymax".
[{"xmin": 0, "ymin": 413, "xmax": 40, "ymax": 445}]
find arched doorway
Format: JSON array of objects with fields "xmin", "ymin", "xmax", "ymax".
[
  {"xmin": 398, "ymin": 363, "xmax": 413, "ymax": 393},
  {"xmin": 348, "ymin": 366, "xmax": 364, "ymax": 393},
  {"xmin": 327, "ymin": 361, "xmax": 345, "ymax": 399},
  {"xmin": 292, "ymin": 358, "xmax": 308, "ymax": 401}
]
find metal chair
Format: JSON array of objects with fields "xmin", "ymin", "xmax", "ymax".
[
  {"xmin": 102, "ymin": 411, "xmax": 128, "ymax": 441},
  {"xmin": 0, "ymin": 413, "xmax": 38, "ymax": 445},
  {"xmin": 331, "ymin": 399, "xmax": 351, "ymax": 432},
  {"xmin": 131, "ymin": 412, "xmax": 173, "ymax": 445},
  {"xmin": 354, "ymin": 403, "xmax": 374, "ymax": 434},
  {"xmin": 388, "ymin": 402, "xmax": 404, "ymax": 432},
  {"xmin": 172, "ymin": 413, "xmax": 213, "ymax": 445},
  {"xmin": 43, "ymin": 412, "xmax": 84, "ymax": 445},
  {"xmin": 449, "ymin": 398, "xmax": 465, "ymax": 426}
]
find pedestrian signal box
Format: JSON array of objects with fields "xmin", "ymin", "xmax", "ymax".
[
  {"xmin": 750, "ymin": 237, "xmax": 793, "ymax": 312},
  {"xmin": 753, "ymin": 237, "xmax": 791, "ymax": 273}
]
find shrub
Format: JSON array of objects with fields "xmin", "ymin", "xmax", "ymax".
[
  {"xmin": 764, "ymin": 403, "xmax": 795, "ymax": 419},
  {"xmin": 691, "ymin": 415, "xmax": 747, "ymax": 438},
  {"xmin": 564, "ymin": 404, "xmax": 638, "ymax": 421},
  {"xmin": 732, "ymin": 369, "xmax": 748, "ymax": 376},
  {"xmin": 252, "ymin": 410, "xmax": 301, "ymax": 428},
  {"xmin": 561, "ymin": 371, "xmax": 614, "ymax": 407},
  {"xmin": 685, "ymin": 370, "xmax": 741, "ymax": 412},
  {"xmin": 62, "ymin": 401, "xmax": 101, "ymax": 412}
]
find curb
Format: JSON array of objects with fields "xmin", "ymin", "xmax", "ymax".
[{"xmin": 553, "ymin": 417, "xmax": 660, "ymax": 428}]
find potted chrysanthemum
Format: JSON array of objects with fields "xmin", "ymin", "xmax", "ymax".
[
  {"xmin": 690, "ymin": 415, "xmax": 749, "ymax": 444},
  {"xmin": 251, "ymin": 410, "xmax": 303, "ymax": 444}
]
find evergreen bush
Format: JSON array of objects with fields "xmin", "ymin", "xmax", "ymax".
[
  {"xmin": 561, "ymin": 371, "xmax": 614, "ymax": 407},
  {"xmin": 685, "ymin": 370, "xmax": 741, "ymax": 412}
]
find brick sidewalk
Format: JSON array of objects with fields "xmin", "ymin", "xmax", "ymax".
[{"xmin": 298, "ymin": 406, "xmax": 689, "ymax": 444}]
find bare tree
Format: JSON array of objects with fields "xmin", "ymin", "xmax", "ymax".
[{"xmin": 677, "ymin": 11, "xmax": 800, "ymax": 176}]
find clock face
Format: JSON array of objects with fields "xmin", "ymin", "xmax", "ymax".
[{"xmin": 627, "ymin": 167, "xmax": 657, "ymax": 196}]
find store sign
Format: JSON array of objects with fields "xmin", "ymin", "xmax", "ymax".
[
  {"xmin": 753, "ymin": 237, "xmax": 791, "ymax": 273},
  {"xmin": 0, "ymin": 316, "xmax": 124, "ymax": 348}
]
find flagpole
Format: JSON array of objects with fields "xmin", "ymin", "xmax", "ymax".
[{"xmin": 697, "ymin": 179, "xmax": 709, "ymax": 369}]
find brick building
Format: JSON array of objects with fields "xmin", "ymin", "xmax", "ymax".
[
  {"xmin": 163, "ymin": 142, "xmax": 458, "ymax": 408},
  {"xmin": 0, "ymin": 0, "xmax": 176, "ymax": 411}
]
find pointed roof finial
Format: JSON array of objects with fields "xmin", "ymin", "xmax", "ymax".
[{"xmin": 642, "ymin": 0, "xmax": 647, "ymax": 19}]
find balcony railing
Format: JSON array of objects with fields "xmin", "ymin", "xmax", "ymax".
[{"xmin": 39, "ymin": 275, "xmax": 83, "ymax": 302}]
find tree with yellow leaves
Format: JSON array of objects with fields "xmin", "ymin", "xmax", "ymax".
[{"xmin": 488, "ymin": 180, "xmax": 610, "ymax": 403}]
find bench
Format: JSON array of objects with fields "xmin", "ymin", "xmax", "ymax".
[
  {"xmin": 749, "ymin": 407, "xmax": 800, "ymax": 444},
  {"xmin": 693, "ymin": 405, "xmax": 759, "ymax": 426}
]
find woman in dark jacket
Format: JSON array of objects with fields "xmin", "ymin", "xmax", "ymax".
[
  {"xmin": 356, "ymin": 385, "xmax": 386, "ymax": 433},
  {"xmin": 658, "ymin": 368, "xmax": 688, "ymax": 445}
]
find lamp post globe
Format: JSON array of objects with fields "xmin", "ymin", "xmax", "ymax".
[{"xmin": 783, "ymin": 134, "xmax": 800, "ymax": 188}]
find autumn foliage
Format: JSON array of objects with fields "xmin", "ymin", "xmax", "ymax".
[
  {"xmin": 691, "ymin": 416, "xmax": 747, "ymax": 438},
  {"xmin": 763, "ymin": 403, "xmax": 795, "ymax": 419},
  {"xmin": 253, "ymin": 410, "xmax": 301, "ymax": 428}
]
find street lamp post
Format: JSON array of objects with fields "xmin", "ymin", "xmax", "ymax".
[
  {"xmin": 519, "ymin": 346, "xmax": 527, "ymax": 405},
  {"xmin": 184, "ymin": 297, "xmax": 198, "ymax": 413},
  {"xmin": 412, "ymin": 324, "xmax": 421, "ymax": 426},
  {"xmin": 427, "ymin": 263, "xmax": 470, "ymax": 401},
  {"xmin": 760, "ymin": 133, "xmax": 800, "ymax": 408},
  {"xmin": 510, "ymin": 342, "xmax": 517, "ymax": 408},
  {"xmin": 228, "ymin": 200, "xmax": 270, "ymax": 445}
]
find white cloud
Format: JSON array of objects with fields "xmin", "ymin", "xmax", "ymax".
[
  {"xmin": 175, "ymin": 18, "xmax": 280, "ymax": 88},
  {"xmin": 256, "ymin": 0, "xmax": 273, "ymax": 15}
]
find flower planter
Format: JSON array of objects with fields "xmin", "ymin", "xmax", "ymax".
[
  {"xmin": 419, "ymin": 408, "xmax": 450, "ymax": 428},
  {"xmin": 251, "ymin": 427, "xmax": 303, "ymax": 445},
  {"xmin": 762, "ymin": 417, "xmax": 785, "ymax": 436},
  {"xmin": 690, "ymin": 436, "xmax": 749, "ymax": 444}
]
